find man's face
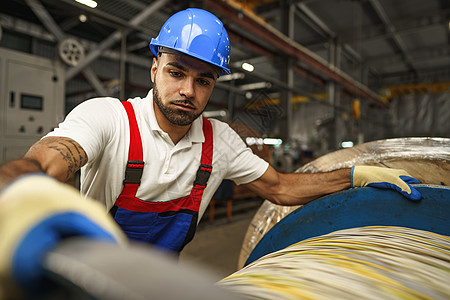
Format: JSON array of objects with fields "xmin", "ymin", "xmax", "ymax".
[{"xmin": 151, "ymin": 52, "xmax": 218, "ymax": 126}]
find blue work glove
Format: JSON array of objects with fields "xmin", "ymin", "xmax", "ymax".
[
  {"xmin": 0, "ymin": 175, "xmax": 126, "ymax": 298},
  {"xmin": 351, "ymin": 166, "xmax": 422, "ymax": 200}
]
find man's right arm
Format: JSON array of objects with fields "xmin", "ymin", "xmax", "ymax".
[{"xmin": 0, "ymin": 137, "xmax": 87, "ymax": 189}]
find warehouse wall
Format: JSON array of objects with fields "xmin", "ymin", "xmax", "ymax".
[
  {"xmin": 289, "ymin": 99, "xmax": 389, "ymax": 152},
  {"xmin": 288, "ymin": 92, "xmax": 449, "ymax": 156},
  {"xmin": 389, "ymin": 93, "xmax": 450, "ymax": 138}
]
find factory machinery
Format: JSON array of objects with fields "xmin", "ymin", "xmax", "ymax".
[
  {"xmin": 0, "ymin": 48, "xmax": 64, "ymax": 163},
  {"xmin": 2, "ymin": 138, "xmax": 449, "ymax": 299}
]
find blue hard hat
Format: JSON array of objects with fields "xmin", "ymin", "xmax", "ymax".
[{"xmin": 150, "ymin": 8, "xmax": 231, "ymax": 75}]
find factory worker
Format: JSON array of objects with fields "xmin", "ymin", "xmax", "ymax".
[{"xmin": 0, "ymin": 8, "xmax": 422, "ymax": 256}]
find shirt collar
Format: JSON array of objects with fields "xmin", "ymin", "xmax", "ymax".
[{"xmin": 146, "ymin": 89, "xmax": 205, "ymax": 144}]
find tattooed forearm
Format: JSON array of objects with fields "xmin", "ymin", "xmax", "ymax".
[
  {"xmin": 66, "ymin": 138, "xmax": 88, "ymax": 167},
  {"xmin": 45, "ymin": 138, "xmax": 87, "ymax": 181},
  {"xmin": 0, "ymin": 137, "xmax": 88, "ymax": 187},
  {"xmin": 35, "ymin": 137, "xmax": 88, "ymax": 181}
]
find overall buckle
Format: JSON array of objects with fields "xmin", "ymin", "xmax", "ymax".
[
  {"xmin": 194, "ymin": 164, "xmax": 212, "ymax": 186},
  {"xmin": 123, "ymin": 160, "xmax": 145, "ymax": 184}
]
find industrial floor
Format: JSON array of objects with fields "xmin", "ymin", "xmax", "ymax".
[{"xmin": 179, "ymin": 198, "xmax": 263, "ymax": 281}]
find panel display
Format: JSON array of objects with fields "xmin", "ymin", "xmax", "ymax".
[{"xmin": 20, "ymin": 94, "xmax": 43, "ymax": 110}]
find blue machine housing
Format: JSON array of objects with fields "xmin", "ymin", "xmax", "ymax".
[{"xmin": 245, "ymin": 185, "xmax": 450, "ymax": 266}]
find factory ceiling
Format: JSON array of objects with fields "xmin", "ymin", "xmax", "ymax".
[{"xmin": 1, "ymin": 0, "xmax": 449, "ymax": 106}]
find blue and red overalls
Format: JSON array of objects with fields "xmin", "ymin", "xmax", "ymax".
[{"xmin": 110, "ymin": 101, "xmax": 213, "ymax": 252}]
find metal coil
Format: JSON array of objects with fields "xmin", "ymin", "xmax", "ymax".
[
  {"xmin": 220, "ymin": 226, "xmax": 450, "ymax": 299},
  {"xmin": 239, "ymin": 137, "xmax": 450, "ymax": 268}
]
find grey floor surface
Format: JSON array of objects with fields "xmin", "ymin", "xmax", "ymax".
[{"xmin": 179, "ymin": 207, "xmax": 258, "ymax": 281}]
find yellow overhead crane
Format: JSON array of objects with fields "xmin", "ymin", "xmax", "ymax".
[{"xmin": 381, "ymin": 82, "xmax": 450, "ymax": 102}]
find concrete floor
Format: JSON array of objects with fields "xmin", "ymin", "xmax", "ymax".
[{"xmin": 179, "ymin": 200, "xmax": 261, "ymax": 280}]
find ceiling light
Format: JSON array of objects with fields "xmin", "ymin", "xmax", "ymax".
[
  {"xmin": 75, "ymin": 0, "xmax": 97, "ymax": 8},
  {"xmin": 217, "ymin": 72, "xmax": 245, "ymax": 82},
  {"xmin": 245, "ymin": 137, "xmax": 264, "ymax": 146},
  {"xmin": 79, "ymin": 14, "xmax": 87, "ymax": 22},
  {"xmin": 264, "ymin": 138, "xmax": 282, "ymax": 146},
  {"xmin": 238, "ymin": 82, "xmax": 272, "ymax": 91},
  {"xmin": 242, "ymin": 62, "xmax": 254, "ymax": 72},
  {"xmin": 341, "ymin": 141, "xmax": 354, "ymax": 148}
]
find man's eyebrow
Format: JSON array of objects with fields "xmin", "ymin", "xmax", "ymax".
[
  {"xmin": 166, "ymin": 62, "xmax": 216, "ymax": 80},
  {"xmin": 199, "ymin": 71, "xmax": 216, "ymax": 81},
  {"xmin": 167, "ymin": 62, "xmax": 187, "ymax": 72}
]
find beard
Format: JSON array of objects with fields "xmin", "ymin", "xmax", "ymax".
[{"xmin": 153, "ymin": 84, "xmax": 203, "ymax": 126}]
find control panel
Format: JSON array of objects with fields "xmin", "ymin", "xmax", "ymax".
[{"xmin": 0, "ymin": 48, "xmax": 65, "ymax": 162}]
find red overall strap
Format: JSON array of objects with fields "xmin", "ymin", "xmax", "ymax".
[
  {"xmin": 116, "ymin": 100, "xmax": 213, "ymax": 207},
  {"xmin": 119, "ymin": 101, "xmax": 144, "ymax": 198},
  {"xmin": 190, "ymin": 118, "xmax": 213, "ymax": 200},
  {"xmin": 200, "ymin": 118, "xmax": 213, "ymax": 166},
  {"xmin": 118, "ymin": 118, "xmax": 213, "ymax": 212}
]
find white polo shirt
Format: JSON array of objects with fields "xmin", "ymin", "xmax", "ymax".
[{"xmin": 46, "ymin": 90, "xmax": 269, "ymax": 219}]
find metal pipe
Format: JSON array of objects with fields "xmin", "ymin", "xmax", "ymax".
[
  {"xmin": 82, "ymin": 68, "xmax": 108, "ymax": 95},
  {"xmin": 367, "ymin": 0, "xmax": 416, "ymax": 72},
  {"xmin": 65, "ymin": 0, "xmax": 170, "ymax": 81},
  {"xmin": 25, "ymin": 0, "xmax": 65, "ymax": 41},
  {"xmin": 25, "ymin": 0, "xmax": 109, "ymax": 95}
]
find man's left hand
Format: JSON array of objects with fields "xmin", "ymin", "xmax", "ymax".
[
  {"xmin": 351, "ymin": 166, "xmax": 422, "ymax": 200},
  {"xmin": 0, "ymin": 175, "xmax": 127, "ymax": 298}
]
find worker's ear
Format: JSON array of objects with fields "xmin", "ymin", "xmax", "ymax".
[{"xmin": 150, "ymin": 58, "xmax": 158, "ymax": 83}]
